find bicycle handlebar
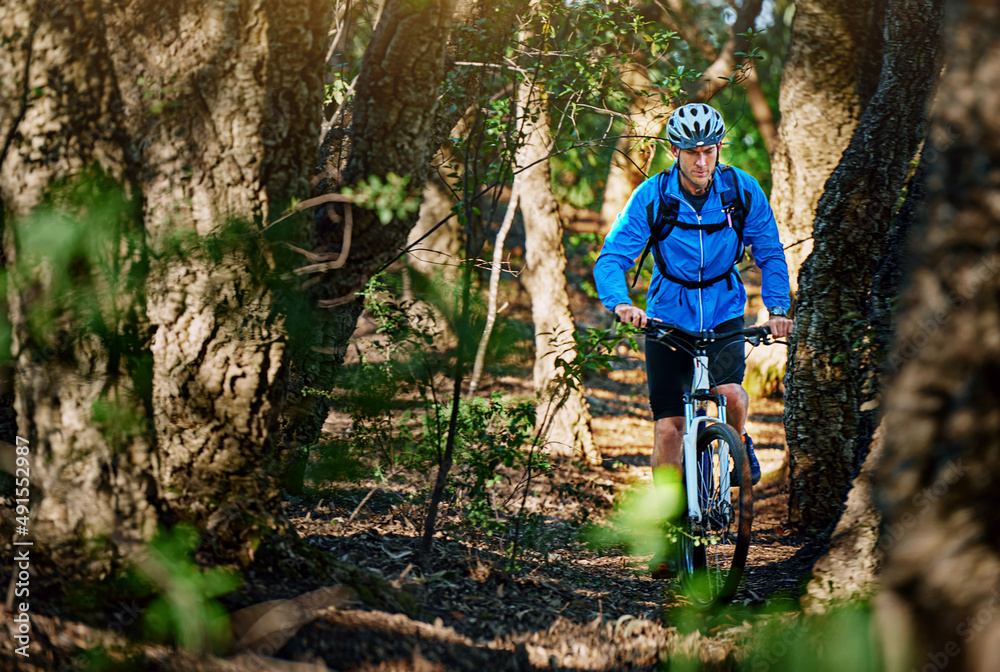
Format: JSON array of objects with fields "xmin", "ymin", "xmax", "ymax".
[{"xmin": 640, "ymin": 317, "xmax": 774, "ymax": 347}]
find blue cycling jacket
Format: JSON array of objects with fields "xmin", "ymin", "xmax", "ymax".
[{"xmin": 594, "ymin": 163, "xmax": 790, "ymax": 331}]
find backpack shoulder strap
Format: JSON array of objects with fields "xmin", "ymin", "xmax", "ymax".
[
  {"xmin": 631, "ymin": 171, "xmax": 679, "ymax": 288},
  {"xmin": 717, "ymin": 165, "xmax": 746, "ymax": 225},
  {"xmin": 717, "ymin": 164, "xmax": 749, "ymax": 263}
]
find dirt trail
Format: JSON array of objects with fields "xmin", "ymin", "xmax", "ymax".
[
  {"xmin": 0, "ymin": 372, "xmax": 820, "ymax": 672},
  {"xmin": 249, "ymin": 338, "xmax": 822, "ymax": 672}
]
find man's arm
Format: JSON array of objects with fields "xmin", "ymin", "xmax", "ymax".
[
  {"xmin": 594, "ymin": 177, "xmax": 658, "ymax": 319},
  {"xmin": 736, "ymin": 169, "xmax": 793, "ymax": 338}
]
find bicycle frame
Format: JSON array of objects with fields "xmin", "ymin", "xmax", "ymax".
[
  {"xmin": 682, "ymin": 353, "xmax": 730, "ymax": 524},
  {"xmin": 640, "ymin": 319, "xmax": 772, "ymax": 524}
]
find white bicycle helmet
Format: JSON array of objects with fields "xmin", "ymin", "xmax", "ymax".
[{"xmin": 666, "ymin": 103, "xmax": 725, "ymax": 148}]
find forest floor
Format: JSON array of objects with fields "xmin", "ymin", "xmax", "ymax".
[
  {"xmin": 251, "ymin": 332, "xmax": 826, "ymax": 672},
  {"xmin": 1, "ymin": 230, "xmax": 828, "ymax": 671},
  {"xmin": 254, "ymin": 370, "xmax": 826, "ymax": 671}
]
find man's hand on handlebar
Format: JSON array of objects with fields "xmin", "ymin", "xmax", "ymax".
[
  {"xmin": 766, "ymin": 316, "xmax": 794, "ymax": 339},
  {"xmin": 614, "ymin": 303, "xmax": 648, "ymax": 329}
]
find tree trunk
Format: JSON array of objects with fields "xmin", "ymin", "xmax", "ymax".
[
  {"xmin": 800, "ymin": 143, "xmax": 931, "ymax": 608},
  {"xmin": 0, "ymin": 0, "xmax": 154, "ymax": 557},
  {"xmin": 319, "ymin": 0, "xmax": 459, "ymax": 293},
  {"xmin": 113, "ymin": 1, "xmax": 328, "ymax": 540},
  {"xmin": 406, "ymin": 108, "xmax": 478, "ymax": 282},
  {"xmin": 744, "ymin": 65, "xmax": 777, "ymax": 155},
  {"xmin": 407, "ymin": 177, "xmax": 463, "ymax": 280},
  {"xmin": 768, "ymin": 0, "xmax": 884, "ymax": 292},
  {"xmin": 313, "ymin": 0, "xmax": 507, "ymax": 381},
  {"xmin": 599, "ymin": 63, "xmax": 667, "ymax": 230},
  {"xmin": 783, "ymin": 0, "xmax": 943, "ymax": 534},
  {"xmin": 875, "ymin": 3, "xmax": 1000, "ymax": 670},
  {"xmin": 0, "ymin": 0, "xmax": 328, "ymax": 563},
  {"xmin": 515, "ymin": 77, "xmax": 599, "ymax": 465}
]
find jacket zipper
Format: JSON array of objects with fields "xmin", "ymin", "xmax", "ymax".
[
  {"xmin": 697, "ymin": 212, "xmax": 704, "ymax": 331},
  {"xmin": 666, "ymin": 170, "xmax": 715, "ymax": 329}
]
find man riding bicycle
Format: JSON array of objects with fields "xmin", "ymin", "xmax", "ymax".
[{"xmin": 594, "ymin": 103, "xmax": 793, "ymax": 576}]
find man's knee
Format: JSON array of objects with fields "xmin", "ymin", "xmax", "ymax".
[
  {"xmin": 655, "ymin": 417, "xmax": 684, "ymax": 440},
  {"xmin": 715, "ymin": 383, "xmax": 748, "ymax": 408}
]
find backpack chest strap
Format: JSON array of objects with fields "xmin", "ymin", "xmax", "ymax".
[{"xmin": 630, "ymin": 166, "xmax": 748, "ymax": 290}]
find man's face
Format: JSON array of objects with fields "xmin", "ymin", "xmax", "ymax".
[{"xmin": 671, "ymin": 144, "xmax": 720, "ymax": 194}]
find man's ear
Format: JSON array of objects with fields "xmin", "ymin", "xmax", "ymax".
[{"xmin": 670, "ymin": 145, "xmax": 679, "ymax": 159}]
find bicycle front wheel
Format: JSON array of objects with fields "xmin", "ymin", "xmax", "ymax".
[{"xmin": 677, "ymin": 422, "xmax": 753, "ymax": 606}]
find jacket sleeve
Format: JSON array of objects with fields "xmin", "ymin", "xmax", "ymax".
[
  {"xmin": 594, "ymin": 176, "xmax": 658, "ymax": 312},
  {"xmin": 737, "ymin": 169, "xmax": 791, "ymax": 311}
]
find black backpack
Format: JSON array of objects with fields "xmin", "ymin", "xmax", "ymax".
[{"xmin": 631, "ymin": 164, "xmax": 751, "ymax": 291}]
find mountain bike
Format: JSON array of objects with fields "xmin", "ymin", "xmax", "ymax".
[{"xmin": 642, "ymin": 318, "xmax": 776, "ymax": 606}]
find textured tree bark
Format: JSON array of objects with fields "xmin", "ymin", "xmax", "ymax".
[
  {"xmin": 515, "ymin": 78, "xmax": 600, "ymax": 465},
  {"xmin": 768, "ymin": 0, "xmax": 884, "ymax": 291},
  {"xmin": 0, "ymin": 0, "xmax": 158, "ymax": 557},
  {"xmin": 875, "ymin": 3, "xmax": 1000, "ymax": 670},
  {"xmin": 783, "ymin": 0, "xmax": 943, "ymax": 534},
  {"xmin": 801, "ymin": 147, "xmax": 931, "ymax": 608},
  {"xmin": 114, "ymin": 1, "xmax": 326, "ymax": 541},
  {"xmin": 314, "ymin": 0, "xmax": 482, "ymax": 306},
  {"xmin": 311, "ymin": 1, "xmax": 469, "ymax": 414},
  {"xmin": 0, "ymin": 0, "xmax": 328, "ymax": 560},
  {"xmin": 802, "ymin": 427, "xmax": 885, "ymax": 612}
]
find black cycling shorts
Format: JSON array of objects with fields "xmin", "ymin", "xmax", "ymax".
[{"xmin": 645, "ymin": 316, "xmax": 747, "ymax": 420}]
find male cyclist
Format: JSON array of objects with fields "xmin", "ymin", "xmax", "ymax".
[{"xmin": 594, "ymin": 103, "xmax": 793, "ymax": 576}]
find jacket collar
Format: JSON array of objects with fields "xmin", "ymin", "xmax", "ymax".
[{"xmin": 661, "ymin": 164, "xmax": 723, "ymax": 202}]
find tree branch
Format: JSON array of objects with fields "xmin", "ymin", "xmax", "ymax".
[{"xmin": 689, "ymin": 0, "xmax": 766, "ymax": 102}]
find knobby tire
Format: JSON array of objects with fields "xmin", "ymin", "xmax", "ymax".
[{"xmin": 677, "ymin": 421, "xmax": 753, "ymax": 606}]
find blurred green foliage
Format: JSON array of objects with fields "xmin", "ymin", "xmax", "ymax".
[
  {"xmin": 740, "ymin": 602, "xmax": 881, "ymax": 672},
  {"xmin": 585, "ymin": 469, "xmax": 685, "ymax": 559},
  {"xmin": 9, "ymin": 168, "xmax": 146, "ymax": 361},
  {"xmin": 130, "ymin": 525, "xmax": 241, "ymax": 653}
]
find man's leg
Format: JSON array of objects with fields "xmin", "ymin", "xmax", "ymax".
[
  {"xmin": 644, "ymin": 337, "xmax": 690, "ymax": 579},
  {"xmin": 650, "ymin": 415, "xmax": 684, "ymax": 578},
  {"xmin": 652, "ymin": 416, "xmax": 685, "ymax": 488},
  {"xmin": 713, "ymin": 383, "xmax": 748, "ymax": 434},
  {"xmin": 713, "ymin": 382, "xmax": 759, "ymax": 484}
]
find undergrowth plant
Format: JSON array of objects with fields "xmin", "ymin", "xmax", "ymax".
[
  {"xmin": 126, "ymin": 525, "xmax": 241, "ymax": 654},
  {"xmin": 309, "ymin": 270, "xmax": 632, "ymax": 569}
]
